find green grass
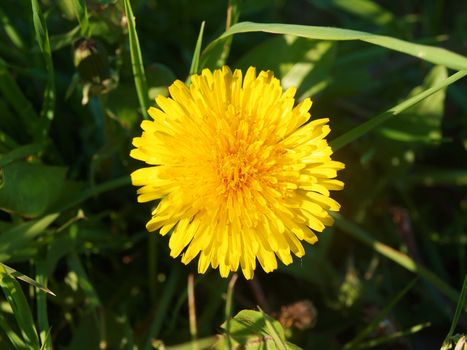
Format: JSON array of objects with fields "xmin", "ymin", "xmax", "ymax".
[{"xmin": 0, "ymin": 0, "xmax": 465, "ymax": 349}]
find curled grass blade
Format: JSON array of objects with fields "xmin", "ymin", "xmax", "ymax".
[
  {"xmin": 31, "ymin": 0, "xmax": 55, "ymax": 138},
  {"xmin": 0, "ymin": 265, "xmax": 40, "ymax": 349},
  {"xmin": 332, "ymin": 213, "xmax": 460, "ymax": 303},
  {"xmin": 213, "ymin": 22, "xmax": 467, "ymax": 71},
  {"xmin": 344, "ymin": 278, "xmax": 418, "ymax": 350},
  {"xmin": 441, "ymin": 275, "xmax": 467, "ymax": 349},
  {"xmin": 189, "ymin": 21, "xmax": 205, "ymax": 76},
  {"xmin": 123, "ymin": 0, "xmax": 149, "ymax": 119},
  {"xmin": 330, "ymin": 70, "xmax": 466, "ymax": 151}
]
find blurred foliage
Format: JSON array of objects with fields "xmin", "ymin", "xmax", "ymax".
[{"xmin": 0, "ymin": 0, "xmax": 466, "ymax": 349}]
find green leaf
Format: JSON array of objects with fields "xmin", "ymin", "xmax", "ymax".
[
  {"xmin": 0, "ymin": 265, "xmax": 40, "ymax": 350},
  {"xmin": 123, "ymin": 0, "xmax": 150, "ymax": 119},
  {"xmin": 330, "ymin": 70, "xmax": 466, "ymax": 151},
  {"xmin": 214, "ymin": 22, "xmax": 467, "ymax": 71},
  {"xmin": 31, "ymin": 0, "xmax": 55, "ymax": 137},
  {"xmin": 0, "ymin": 162, "xmax": 67, "ymax": 217}
]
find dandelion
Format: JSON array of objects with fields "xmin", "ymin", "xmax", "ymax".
[{"xmin": 130, "ymin": 66, "xmax": 344, "ymax": 279}]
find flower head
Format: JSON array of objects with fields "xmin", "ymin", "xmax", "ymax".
[{"xmin": 130, "ymin": 66, "xmax": 344, "ymax": 279}]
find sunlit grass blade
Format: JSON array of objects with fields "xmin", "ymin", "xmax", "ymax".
[
  {"xmin": 31, "ymin": 0, "xmax": 55, "ymax": 138},
  {"xmin": 344, "ymin": 278, "xmax": 418, "ymax": 350},
  {"xmin": 332, "ymin": 213, "xmax": 460, "ymax": 303},
  {"xmin": 50, "ymin": 26, "xmax": 81, "ymax": 51},
  {"xmin": 1, "ymin": 263, "xmax": 55, "ymax": 296},
  {"xmin": 0, "ymin": 214, "xmax": 59, "ymax": 262},
  {"xmin": 72, "ymin": 0, "xmax": 89, "ymax": 37},
  {"xmin": 189, "ymin": 21, "xmax": 205, "ymax": 76},
  {"xmin": 214, "ymin": 22, "xmax": 467, "ymax": 70},
  {"xmin": 441, "ymin": 275, "xmax": 467, "ymax": 349},
  {"xmin": 355, "ymin": 322, "xmax": 431, "ymax": 349},
  {"xmin": 35, "ymin": 259, "xmax": 52, "ymax": 350},
  {"xmin": 0, "ymin": 6, "xmax": 25, "ymax": 49},
  {"xmin": 330, "ymin": 70, "xmax": 466, "ymax": 151},
  {"xmin": 0, "ymin": 265, "xmax": 40, "ymax": 349},
  {"xmin": 123, "ymin": 0, "xmax": 149, "ymax": 119},
  {"xmin": 0, "ymin": 312, "xmax": 28, "ymax": 350}
]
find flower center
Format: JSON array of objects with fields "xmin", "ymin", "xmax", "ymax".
[{"xmin": 217, "ymin": 149, "xmax": 255, "ymax": 192}]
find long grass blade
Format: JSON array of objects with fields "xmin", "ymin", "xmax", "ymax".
[
  {"xmin": 344, "ymin": 278, "xmax": 418, "ymax": 349},
  {"xmin": 330, "ymin": 70, "xmax": 466, "ymax": 151},
  {"xmin": 0, "ymin": 265, "xmax": 41, "ymax": 349},
  {"xmin": 441, "ymin": 275, "xmax": 467, "ymax": 349},
  {"xmin": 35, "ymin": 258, "xmax": 52, "ymax": 350},
  {"xmin": 332, "ymin": 213, "xmax": 460, "ymax": 303},
  {"xmin": 0, "ymin": 58, "xmax": 40, "ymax": 138},
  {"xmin": 144, "ymin": 266, "xmax": 181, "ymax": 350},
  {"xmin": 0, "ymin": 312, "xmax": 28, "ymax": 350},
  {"xmin": 0, "ymin": 6, "xmax": 25, "ymax": 49},
  {"xmin": 189, "ymin": 21, "xmax": 205, "ymax": 76},
  {"xmin": 355, "ymin": 322, "xmax": 431, "ymax": 349},
  {"xmin": 31, "ymin": 0, "xmax": 55, "ymax": 138},
  {"xmin": 123, "ymin": 0, "xmax": 149, "ymax": 119},
  {"xmin": 214, "ymin": 22, "xmax": 467, "ymax": 71}
]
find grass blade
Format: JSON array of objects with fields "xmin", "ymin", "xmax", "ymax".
[
  {"xmin": 0, "ymin": 265, "xmax": 40, "ymax": 349},
  {"xmin": 330, "ymin": 70, "xmax": 466, "ymax": 151},
  {"xmin": 441, "ymin": 275, "xmax": 467, "ymax": 349},
  {"xmin": 72, "ymin": 0, "xmax": 89, "ymax": 37},
  {"xmin": 355, "ymin": 322, "xmax": 431, "ymax": 349},
  {"xmin": 35, "ymin": 258, "xmax": 52, "ymax": 350},
  {"xmin": 189, "ymin": 21, "xmax": 205, "ymax": 76},
  {"xmin": 0, "ymin": 58, "xmax": 40, "ymax": 138},
  {"xmin": 0, "ymin": 312, "xmax": 28, "ymax": 350},
  {"xmin": 123, "ymin": 0, "xmax": 149, "ymax": 119},
  {"xmin": 31, "ymin": 0, "xmax": 55, "ymax": 138},
  {"xmin": 0, "ymin": 6, "xmax": 25, "ymax": 49},
  {"xmin": 344, "ymin": 278, "xmax": 418, "ymax": 350},
  {"xmin": 1, "ymin": 263, "xmax": 55, "ymax": 297},
  {"xmin": 144, "ymin": 265, "xmax": 181, "ymax": 350},
  {"xmin": 332, "ymin": 213, "xmax": 460, "ymax": 303},
  {"xmin": 214, "ymin": 22, "xmax": 467, "ymax": 71}
]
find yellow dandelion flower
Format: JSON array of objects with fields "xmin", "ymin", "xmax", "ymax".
[{"xmin": 130, "ymin": 66, "xmax": 344, "ymax": 279}]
